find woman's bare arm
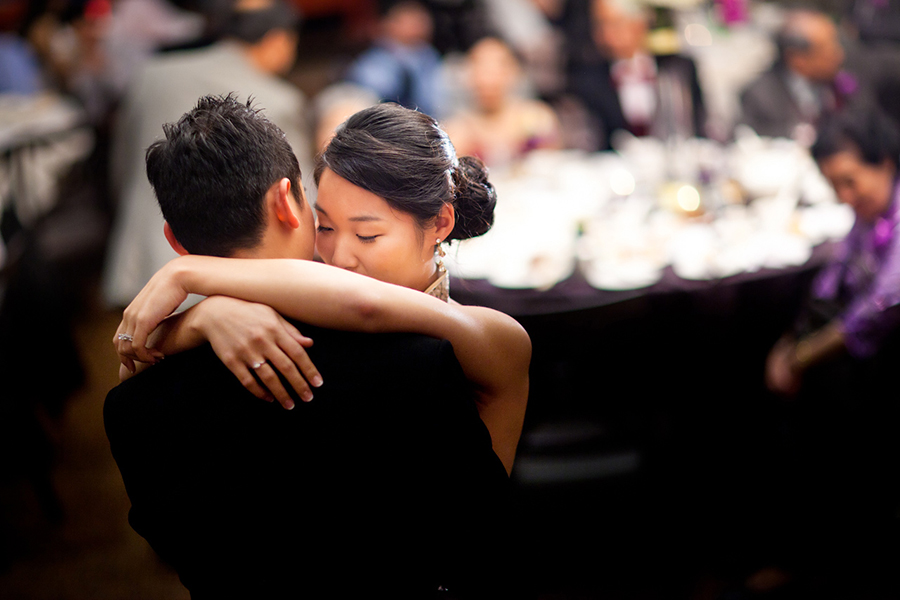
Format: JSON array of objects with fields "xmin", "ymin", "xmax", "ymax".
[
  {"xmin": 115, "ymin": 255, "xmax": 531, "ymax": 472},
  {"xmin": 448, "ymin": 305, "xmax": 531, "ymax": 474},
  {"xmin": 116, "ymin": 255, "xmax": 465, "ymax": 357}
]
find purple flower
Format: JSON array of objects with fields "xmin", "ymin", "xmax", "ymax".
[
  {"xmin": 834, "ymin": 71, "xmax": 859, "ymax": 98},
  {"xmin": 873, "ymin": 214, "xmax": 895, "ymax": 250}
]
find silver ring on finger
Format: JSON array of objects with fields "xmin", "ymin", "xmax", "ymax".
[
  {"xmin": 117, "ymin": 333, "xmax": 134, "ymax": 342},
  {"xmin": 251, "ymin": 361, "xmax": 265, "ymax": 370}
]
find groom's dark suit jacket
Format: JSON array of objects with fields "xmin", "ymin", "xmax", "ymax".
[{"xmin": 104, "ymin": 324, "xmax": 514, "ymax": 598}]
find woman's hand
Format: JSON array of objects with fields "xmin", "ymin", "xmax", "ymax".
[
  {"xmin": 191, "ymin": 296, "xmax": 323, "ymax": 410},
  {"xmin": 114, "ymin": 258, "xmax": 192, "ymax": 369},
  {"xmin": 765, "ymin": 337, "xmax": 801, "ymax": 398},
  {"xmin": 765, "ymin": 323, "xmax": 845, "ymax": 399}
]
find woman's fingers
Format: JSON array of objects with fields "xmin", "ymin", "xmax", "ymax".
[
  {"xmin": 250, "ymin": 361, "xmax": 297, "ymax": 410},
  {"xmin": 241, "ymin": 317, "xmax": 321, "ymax": 405},
  {"xmin": 266, "ymin": 350, "xmax": 313, "ymax": 406},
  {"xmin": 114, "ymin": 324, "xmax": 164, "ymax": 365},
  {"xmin": 198, "ymin": 299, "xmax": 322, "ymax": 410},
  {"xmin": 229, "ymin": 360, "xmax": 276, "ymax": 404},
  {"xmin": 279, "ymin": 321, "xmax": 323, "ymax": 389},
  {"xmin": 113, "ymin": 259, "xmax": 191, "ymax": 364},
  {"xmin": 224, "ymin": 349, "xmax": 302, "ymax": 410},
  {"xmin": 241, "ymin": 331, "xmax": 318, "ymax": 409},
  {"xmin": 119, "ymin": 353, "xmax": 136, "ymax": 375}
]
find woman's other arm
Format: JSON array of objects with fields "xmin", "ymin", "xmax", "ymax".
[{"xmin": 444, "ymin": 305, "xmax": 531, "ymax": 475}]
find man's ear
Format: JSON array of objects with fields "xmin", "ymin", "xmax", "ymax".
[
  {"xmin": 163, "ymin": 222, "xmax": 189, "ymax": 255},
  {"xmin": 271, "ymin": 177, "xmax": 301, "ymax": 229},
  {"xmin": 433, "ymin": 202, "xmax": 456, "ymax": 241}
]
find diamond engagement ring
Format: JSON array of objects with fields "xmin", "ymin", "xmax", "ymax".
[
  {"xmin": 251, "ymin": 361, "xmax": 265, "ymax": 370},
  {"xmin": 117, "ymin": 333, "xmax": 134, "ymax": 342}
]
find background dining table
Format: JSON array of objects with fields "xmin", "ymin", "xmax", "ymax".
[{"xmin": 445, "ymin": 136, "xmax": 851, "ymax": 590}]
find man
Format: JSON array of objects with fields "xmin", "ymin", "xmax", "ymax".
[
  {"xmin": 739, "ymin": 10, "xmax": 851, "ymax": 142},
  {"xmin": 102, "ymin": 0, "xmax": 311, "ymax": 308},
  {"xmin": 104, "ymin": 95, "xmax": 514, "ymax": 597},
  {"xmin": 738, "ymin": 9, "xmax": 900, "ymax": 142},
  {"xmin": 567, "ymin": 0, "xmax": 706, "ymax": 150},
  {"xmin": 344, "ymin": 1, "xmax": 446, "ymax": 118}
]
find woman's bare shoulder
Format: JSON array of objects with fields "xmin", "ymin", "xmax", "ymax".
[{"xmin": 455, "ymin": 304, "xmax": 532, "ymax": 361}]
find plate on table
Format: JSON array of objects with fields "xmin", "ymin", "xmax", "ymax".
[{"xmin": 583, "ymin": 260, "xmax": 663, "ymax": 290}]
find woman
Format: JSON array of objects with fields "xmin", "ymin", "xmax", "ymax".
[
  {"xmin": 765, "ymin": 109, "xmax": 900, "ymax": 393},
  {"xmin": 116, "ymin": 103, "xmax": 530, "ymax": 474},
  {"xmin": 443, "ymin": 36, "xmax": 561, "ymax": 168},
  {"xmin": 757, "ymin": 108, "xmax": 900, "ymax": 590}
]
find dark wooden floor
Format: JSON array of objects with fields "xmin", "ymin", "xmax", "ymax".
[{"xmin": 0, "ymin": 295, "xmax": 189, "ymax": 600}]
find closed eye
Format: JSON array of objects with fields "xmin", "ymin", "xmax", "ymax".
[
  {"xmin": 317, "ymin": 225, "xmax": 333, "ymax": 233},
  {"xmin": 357, "ymin": 235, "xmax": 379, "ymax": 243}
]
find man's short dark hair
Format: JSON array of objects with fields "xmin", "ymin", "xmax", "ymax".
[{"xmin": 146, "ymin": 93, "xmax": 302, "ymax": 257}]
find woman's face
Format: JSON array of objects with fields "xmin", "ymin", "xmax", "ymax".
[
  {"xmin": 314, "ymin": 168, "xmax": 442, "ymax": 291},
  {"xmin": 469, "ymin": 38, "xmax": 519, "ymax": 112},
  {"xmin": 818, "ymin": 150, "xmax": 896, "ymax": 223}
]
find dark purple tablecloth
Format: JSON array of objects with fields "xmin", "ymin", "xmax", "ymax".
[{"xmin": 450, "ymin": 242, "xmax": 835, "ymax": 317}]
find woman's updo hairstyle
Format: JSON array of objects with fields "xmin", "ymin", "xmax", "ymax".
[{"xmin": 314, "ymin": 102, "xmax": 496, "ymax": 241}]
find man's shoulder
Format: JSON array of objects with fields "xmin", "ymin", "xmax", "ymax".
[
  {"xmin": 103, "ymin": 327, "xmax": 472, "ymax": 443},
  {"xmin": 103, "ymin": 345, "xmax": 252, "ymax": 450},
  {"xmin": 292, "ymin": 323, "xmax": 463, "ymax": 378},
  {"xmin": 740, "ymin": 66, "xmax": 786, "ymax": 101}
]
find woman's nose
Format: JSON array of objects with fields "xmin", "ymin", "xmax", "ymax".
[{"xmin": 329, "ymin": 238, "xmax": 358, "ymax": 270}]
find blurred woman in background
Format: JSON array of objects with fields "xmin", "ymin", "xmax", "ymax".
[
  {"xmin": 761, "ymin": 107, "xmax": 900, "ymax": 594},
  {"xmin": 444, "ymin": 36, "xmax": 561, "ymax": 168}
]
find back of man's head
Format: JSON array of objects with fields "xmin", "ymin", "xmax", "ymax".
[
  {"xmin": 222, "ymin": 0, "xmax": 300, "ymax": 44},
  {"xmin": 221, "ymin": 0, "xmax": 299, "ymax": 74},
  {"xmin": 145, "ymin": 93, "xmax": 301, "ymax": 257}
]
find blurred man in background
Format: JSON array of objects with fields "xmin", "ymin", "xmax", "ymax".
[
  {"xmin": 101, "ymin": 0, "xmax": 311, "ymax": 308},
  {"xmin": 740, "ymin": 10, "xmax": 854, "ymax": 142},
  {"xmin": 344, "ymin": 0, "xmax": 445, "ymax": 117},
  {"xmin": 567, "ymin": 0, "xmax": 706, "ymax": 150},
  {"xmin": 739, "ymin": 8, "xmax": 900, "ymax": 143}
]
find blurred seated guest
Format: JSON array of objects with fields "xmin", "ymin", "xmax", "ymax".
[
  {"xmin": 312, "ymin": 82, "xmax": 379, "ymax": 152},
  {"xmin": 739, "ymin": 10, "xmax": 855, "ymax": 143},
  {"xmin": 567, "ymin": 0, "xmax": 706, "ymax": 150},
  {"xmin": 420, "ymin": 0, "xmax": 492, "ymax": 55},
  {"xmin": 761, "ymin": 107, "xmax": 900, "ymax": 590},
  {"xmin": 0, "ymin": 31, "xmax": 43, "ymax": 94},
  {"xmin": 344, "ymin": 0, "xmax": 446, "ymax": 117},
  {"xmin": 444, "ymin": 36, "xmax": 561, "ymax": 168},
  {"xmin": 101, "ymin": 0, "xmax": 310, "ymax": 308},
  {"xmin": 482, "ymin": 0, "xmax": 566, "ymax": 99},
  {"xmin": 851, "ymin": 0, "xmax": 900, "ymax": 45},
  {"xmin": 737, "ymin": 9, "xmax": 900, "ymax": 143},
  {"xmin": 766, "ymin": 108, "xmax": 900, "ymax": 396},
  {"xmin": 26, "ymin": 0, "xmax": 204, "ymax": 124}
]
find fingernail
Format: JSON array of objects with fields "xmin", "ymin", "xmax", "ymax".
[
  {"xmin": 311, "ymin": 375, "xmax": 323, "ymax": 388},
  {"xmin": 264, "ymin": 395, "xmax": 274, "ymax": 402},
  {"xmin": 302, "ymin": 391, "xmax": 313, "ymax": 402},
  {"xmin": 285, "ymin": 400, "xmax": 295, "ymax": 410}
]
